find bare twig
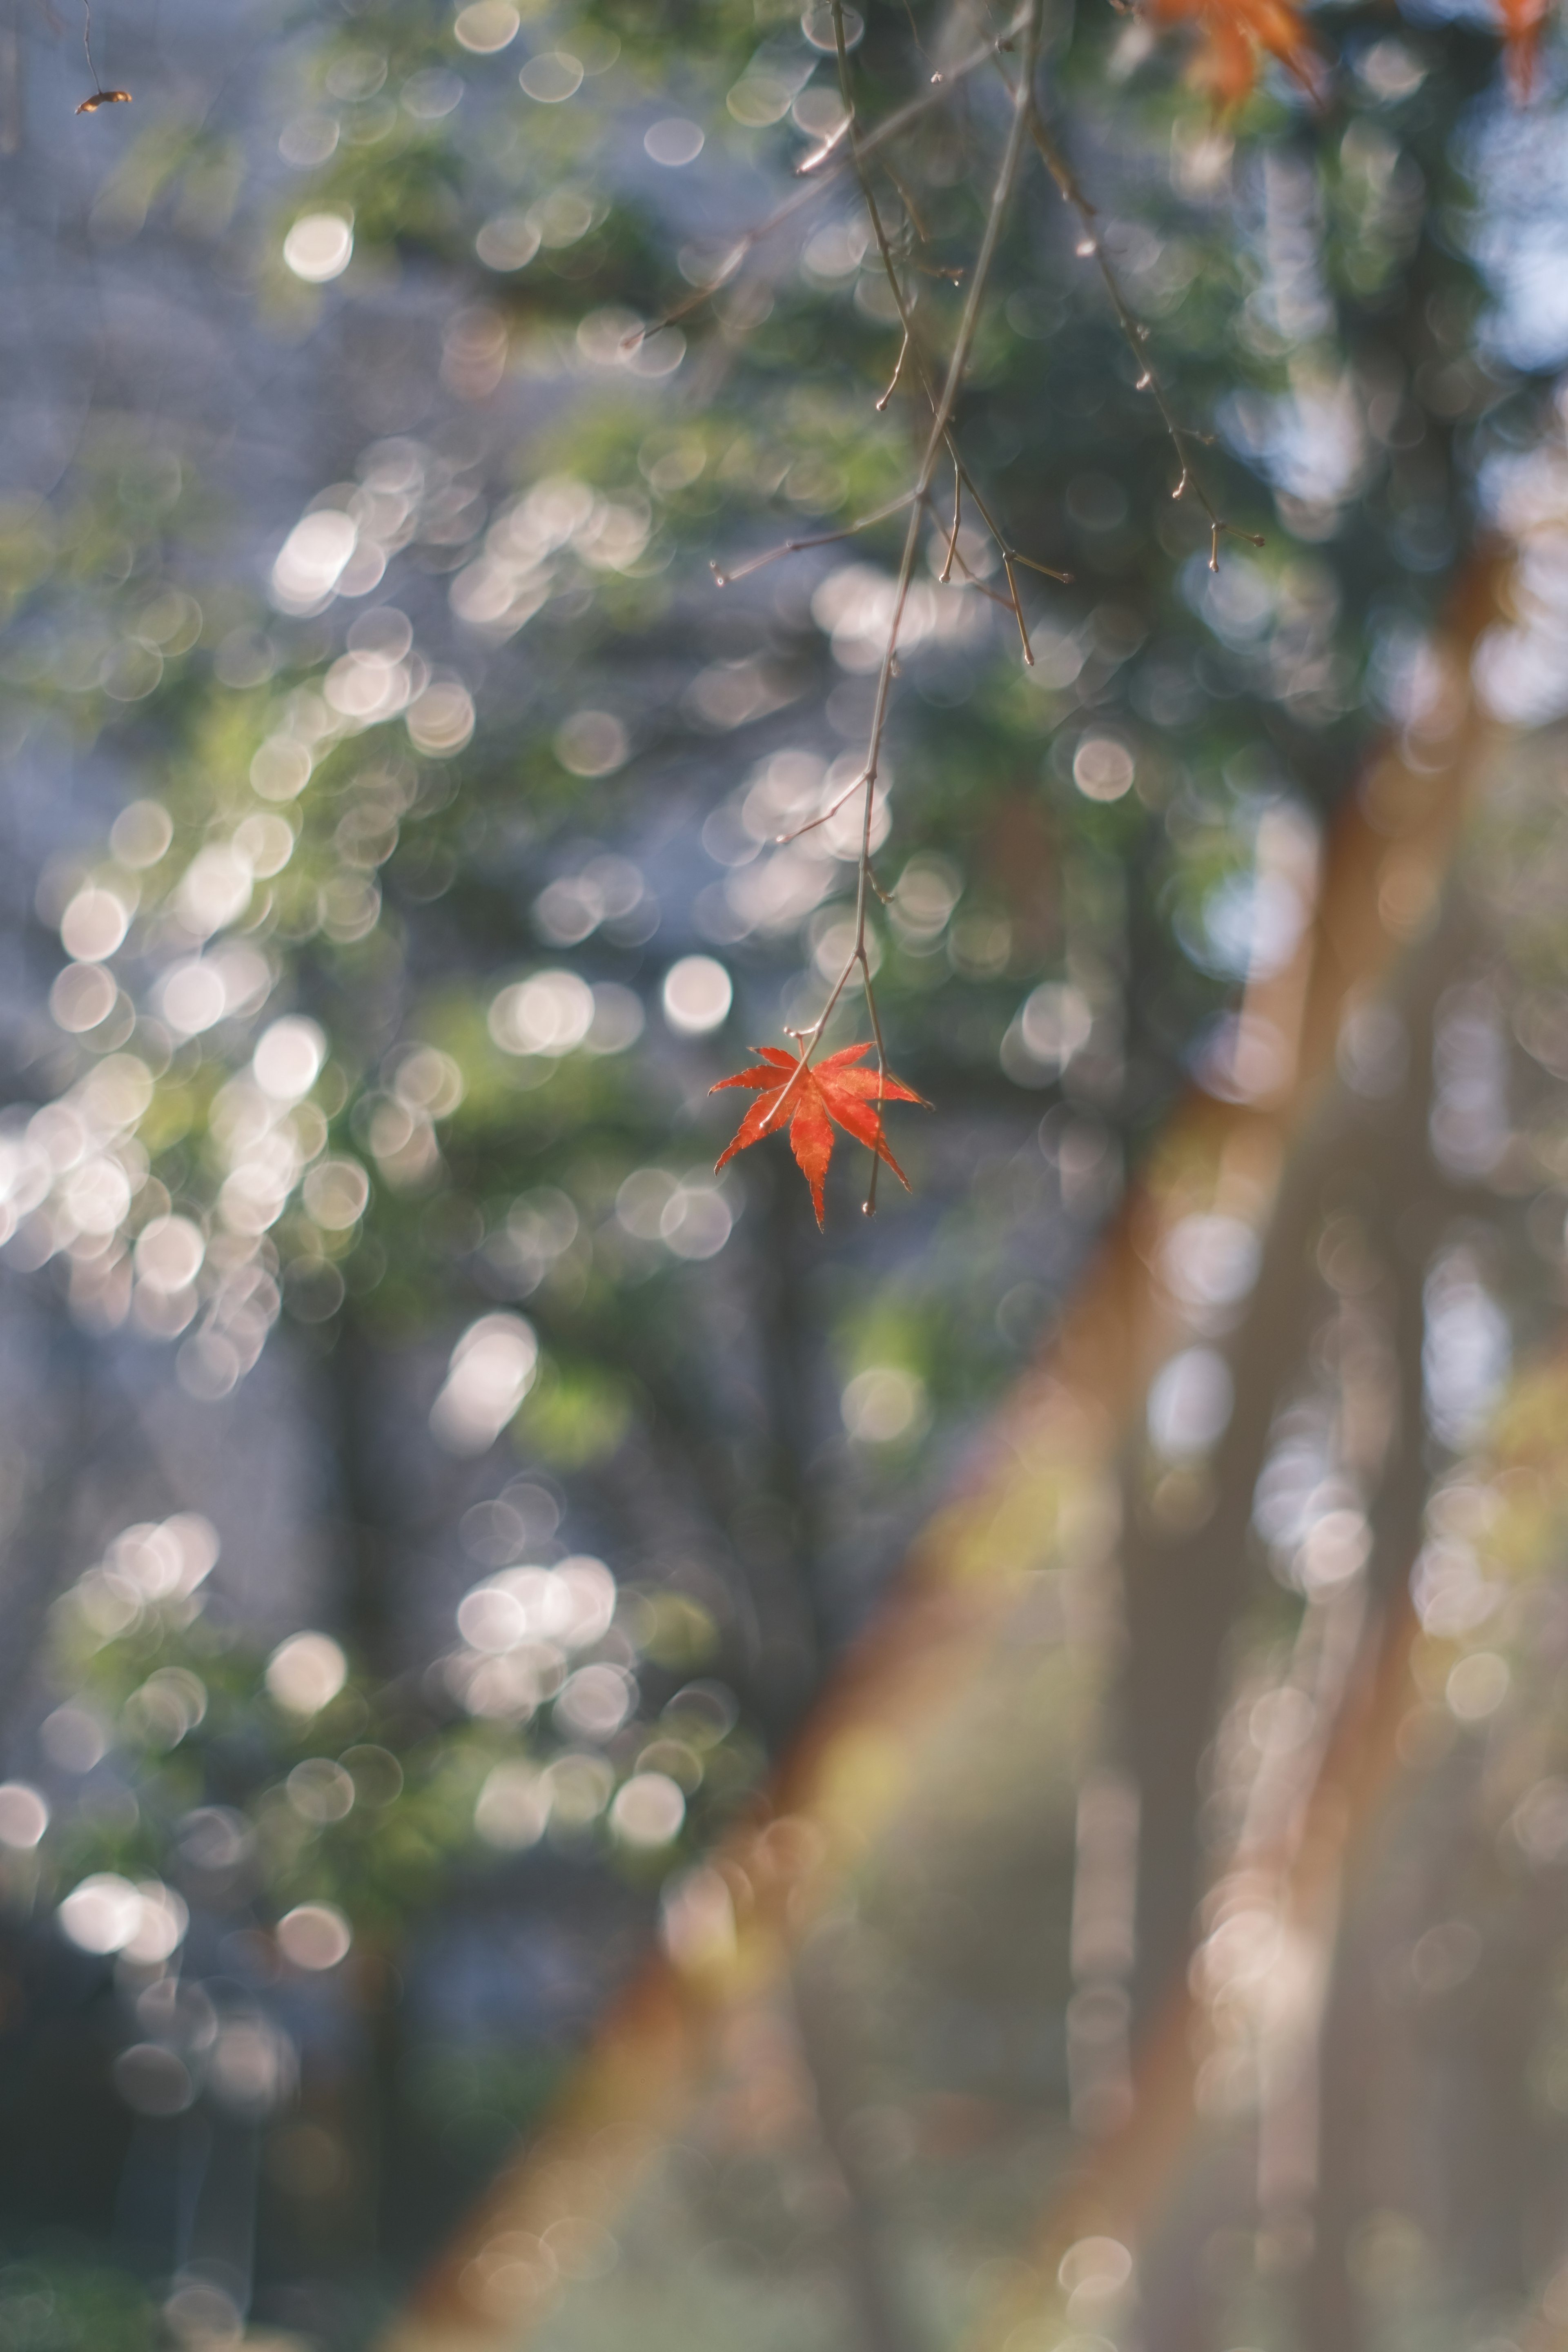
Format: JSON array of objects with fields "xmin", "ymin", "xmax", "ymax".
[
  {"xmin": 940, "ymin": 470, "xmax": 963, "ymax": 581},
  {"xmin": 797, "ymin": 114, "xmax": 853, "ymax": 174},
  {"xmin": 875, "ymin": 329, "xmax": 913, "ymax": 413},
  {"xmin": 775, "ymin": 765, "xmax": 870, "ymax": 846},
  {"xmin": 750, "ymin": 7, "xmax": 1051, "ymax": 1173},
  {"xmin": 881, "ymin": 158, "xmax": 931, "ymax": 245},
  {"xmin": 709, "ymin": 491, "xmax": 923, "ymax": 587},
  {"xmin": 631, "ymin": 4, "xmax": 1034, "ymax": 344},
  {"xmin": 898, "ymin": 0, "xmax": 944, "ymax": 84},
  {"xmin": 942, "ymin": 0, "xmax": 1260, "ymax": 566},
  {"xmin": 700, "ymin": 0, "xmax": 1067, "ymax": 1219},
  {"xmin": 1014, "ymin": 74, "xmax": 1262, "ymax": 569},
  {"xmin": 76, "ymin": 0, "xmax": 130, "ymax": 108},
  {"xmin": 786, "ymin": 0, "xmax": 1045, "ymax": 1214},
  {"xmin": 823, "ymin": 6, "xmax": 1065, "ymax": 673}
]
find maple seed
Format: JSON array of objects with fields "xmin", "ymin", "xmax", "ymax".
[{"xmin": 712, "ymin": 1042, "xmax": 929, "ymax": 1230}]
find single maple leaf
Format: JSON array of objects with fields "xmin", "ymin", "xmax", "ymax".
[{"xmin": 711, "ymin": 1042, "xmax": 929, "ymax": 1229}]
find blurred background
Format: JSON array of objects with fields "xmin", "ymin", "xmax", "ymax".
[{"xmin": 4, "ymin": 0, "xmax": 1568, "ymax": 2347}]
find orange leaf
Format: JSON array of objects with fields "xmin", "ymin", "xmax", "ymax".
[
  {"xmin": 711, "ymin": 1042, "xmax": 929, "ymax": 1229},
  {"xmin": 1148, "ymin": 0, "xmax": 1323, "ymax": 106},
  {"xmin": 1497, "ymin": 0, "xmax": 1548, "ymax": 94}
]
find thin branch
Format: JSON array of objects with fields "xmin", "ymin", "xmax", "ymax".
[
  {"xmin": 860, "ymin": 940, "xmax": 891, "ymax": 1216},
  {"xmin": 797, "ymin": 114, "xmax": 853, "ymax": 174},
  {"xmin": 881, "ymin": 158, "xmax": 931, "ymax": 245},
  {"xmin": 940, "ymin": 538, "xmax": 1026, "ymax": 613},
  {"xmin": 941, "ymin": 0, "xmax": 1261, "ymax": 567},
  {"xmin": 898, "ymin": 0, "xmax": 944, "ymax": 85},
  {"xmin": 875, "ymin": 329, "xmax": 913, "ymax": 413},
  {"xmin": 775, "ymin": 767, "xmax": 870, "ymax": 847},
  {"xmin": 1000, "ymin": 554, "xmax": 1035, "ymax": 663},
  {"xmin": 827, "ymin": 20, "xmax": 1065, "ymax": 667},
  {"xmin": 76, "ymin": 0, "xmax": 130, "ymax": 107},
  {"xmin": 940, "ymin": 468, "xmax": 962, "ymax": 582},
  {"xmin": 794, "ymin": 0, "xmax": 1045, "ymax": 1212},
  {"xmin": 710, "ymin": 490, "xmax": 923, "ymax": 587},
  {"xmin": 700, "ymin": 0, "xmax": 1058, "ymax": 1221},
  {"xmin": 1020, "ymin": 91, "xmax": 1263, "ymax": 571},
  {"xmin": 628, "ymin": 4, "xmax": 1034, "ymax": 344}
]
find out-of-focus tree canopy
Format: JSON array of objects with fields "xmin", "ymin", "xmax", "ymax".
[{"xmin": 7, "ymin": 0, "xmax": 1568, "ymax": 2344}]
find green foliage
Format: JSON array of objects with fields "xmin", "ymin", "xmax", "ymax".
[
  {"xmin": 0, "ymin": 0, "xmax": 1550, "ymax": 2321},
  {"xmin": 3, "ymin": 0, "xmax": 1523, "ymax": 1768},
  {"xmin": 0, "ymin": 2256, "xmax": 156, "ymax": 2352}
]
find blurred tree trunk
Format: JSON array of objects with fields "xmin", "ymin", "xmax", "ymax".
[
  {"xmin": 792, "ymin": 1938, "xmax": 923, "ymax": 2352},
  {"xmin": 320, "ymin": 1306, "xmax": 403, "ymax": 1675},
  {"xmin": 1119, "ymin": 869, "xmax": 1475, "ymax": 2349},
  {"xmin": 1297, "ymin": 894, "xmax": 1466, "ymax": 2352},
  {"xmin": 0, "ymin": 1296, "xmax": 91, "ymax": 1752}
]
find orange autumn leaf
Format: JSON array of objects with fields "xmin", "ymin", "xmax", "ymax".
[
  {"xmin": 1148, "ymin": 0, "xmax": 1324, "ymax": 107},
  {"xmin": 1497, "ymin": 0, "xmax": 1548, "ymax": 93},
  {"xmin": 711, "ymin": 1042, "xmax": 929, "ymax": 1229}
]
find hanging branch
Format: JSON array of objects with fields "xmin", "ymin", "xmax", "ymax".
[
  {"xmin": 775, "ymin": 0, "xmax": 1047, "ymax": 1214},
  {"xmin": 716, "ymin": 0, "xmax": 1241, "ymax": 1223},
  {"xmin": 632, "ymin": 4, "xmax": 1036, "ymax": 344},
  {"xmin": 1032, "ymin": 114, "xmax": 1259, "ymax": 569},
  {"xmin": 708, "ymin": 491, "xmax": 923, "ymax": 588},
  {"xmin": 938, "ymin": 0, "xmax": 1258, "ymax": 564},
  {"xmin": 825, "ymin": 5, "xmax": 1066, "ymax": 663},
  {"xmin": 984, "ymin": 31, "xmax": 1262, "ymax": 571}
]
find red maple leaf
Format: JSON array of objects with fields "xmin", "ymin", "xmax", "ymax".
[{"xmin": 711, "ymin": 1042, "xmax": 929, "ymax": 1229}]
